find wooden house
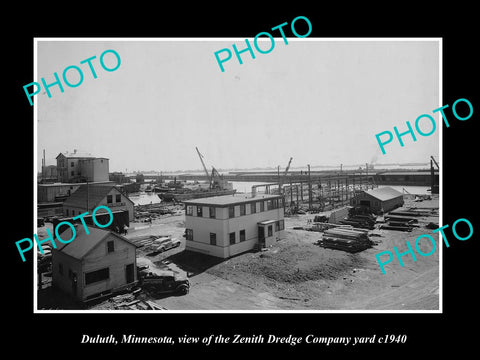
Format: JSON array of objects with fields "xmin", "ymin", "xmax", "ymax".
[{"xmin": 51, "ymin": 225, "xmax": 137, "ymax": 302}]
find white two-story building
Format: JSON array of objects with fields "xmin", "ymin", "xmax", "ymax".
[{"xmin": 183, "ymin": 193, "xmax": 285, "ymax": 258}]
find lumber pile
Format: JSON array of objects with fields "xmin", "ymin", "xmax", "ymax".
[
  {"xmin": 339, "ymin": 215, "xmax": 376, "ymax": 230},
  {"xmin": 381, "ymin": 212, "xmax": 419, "ymax": 231},
  {"xmin": 318, "ymin": 228, "xmax": 373, "ymax": 253},
  {"xmin": 339, "ymin": 208, "xmax": 377, "ymax": 229}
]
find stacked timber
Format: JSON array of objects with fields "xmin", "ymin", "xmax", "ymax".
[
  {"xmin": 318, "ymin": 228, "xmax": 373, "ymax": 253},
  {"xmin": 339, "ymin": 215, "xmax": 376, "ymax": 230},
  {"xmin": 381, "ymin": 213, "xmax": 418, "ymax": 231}
]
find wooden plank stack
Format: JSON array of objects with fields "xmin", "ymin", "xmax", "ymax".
[{"xmin": 318, "ymin": 228, "xmax": 373, "ymax": 253}]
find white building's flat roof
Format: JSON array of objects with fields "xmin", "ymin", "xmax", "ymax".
[{"xmin": 183, "ymin": 193, "xmax": 282, "ymax": 206}]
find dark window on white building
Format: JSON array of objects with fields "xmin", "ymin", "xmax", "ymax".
[
  {"xmin": 85, "ymin": 268, "xmax": 110, "ymax": 285},
  {"xmin": 210, "ymin": 233, "xmax": 216, "ymax": 245},
  {"xmin": 229, "ymin": 232, "xmax": 236, "ymax": 245},
  {"xmin": 107, "ymin": 240, "xmax": 114, "ymax": 253},
  {"xmin": 209, "ymin": 207, "xmax": 216, "ymax": 219},
  {"xmin": 240, "ymin": 230, "xmax": 246, "ymax": 242}
]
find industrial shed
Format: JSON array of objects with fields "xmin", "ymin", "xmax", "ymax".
[
  {"xmin": 350, "ymin": 187, "xmax": 404, "ymax": 214},
  {"xmin": 51, "ymin": 225, "xmax": 137, "ymax": 302}
]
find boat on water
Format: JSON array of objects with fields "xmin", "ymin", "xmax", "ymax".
[
  {"xmin": 158, "ymin": 187, "xmax": 236, "ymax": 202},
  {"xmin": 157, "ymin": 147, "xmax": 236, "ymax": 202}
]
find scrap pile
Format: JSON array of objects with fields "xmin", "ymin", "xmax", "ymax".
[
  {"xmin": 318, "ymin": 227, "xmax": 373, "ymax": 253},
  {"xmin": 128, "ymin": 234, "xmax": 171, "ymax": 248},
  {"xmin": 134, "ymin": 203, "xmax": 183, "ymax": 222},
  {"xmin": 105, "ymin": 292, "xmax": 167, "ymax": 310},
  {"xmin": 338, "ymin": 208, "xmax": 376, "ymax": 229}
]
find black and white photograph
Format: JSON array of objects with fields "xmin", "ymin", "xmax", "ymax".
[{"xmin": 33, "ymin": 38, "xmax": 441, "ymax": 312}]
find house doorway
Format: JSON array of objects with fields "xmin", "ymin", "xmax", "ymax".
[
  {"xmin": 71, "ymin": 273, "xmax": 77, "ymax": 297},
  {"xmin": 258, "ymin": 226, "xmax": 265, "ymax": 247},
  {"xmin": 126, "ymin": 263, "xmax": 135, "ymax": 284}
]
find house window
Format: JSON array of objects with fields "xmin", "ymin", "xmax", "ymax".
[
  {"xmin": 279, "ymin": 197, "xmax": 283, "ymax": 207},
  {"xmin": 107, "ymin": 195, "xmax": 112, "ymax": 204},
  {"xmin": 85, "ymin": 268, "xmax": 110, "ymax": 285},
  {"xmin": 186, "ymin": 205, "xmax": 194, "ymax": 216},
  {"xmin": 72, "ymin": 210, "xmax": 75, "ymax": 216},
  {"xmin": 240, "ymin": 204, "xmax": 246, "ymax": 216},
  {"xmin": 59, "ymin": 263, "xmax": 64, "ymax": 275},
  {"xmin": 268, "ymin": 225, "xmax": 273, "ymax": 237},
  {"xmin": 107, "ymin": 240, "xmax": 114, "ymax": 253},
  {"xmin": 250, "ymin": 202, "xmax": 256, "ymax": 214},
  {"xmin": 259, "ymin": 201, "xmax": 264, "ymax": 212},
  {"xmin": 229, "ymin": 232, "xmax": 236, "ymax": 245},
  {"xmin": 186, "ymin": 229, "xmax": 193, "ymax": 241},
  {"xmin": 279, "ymin": 220, "xmax": 285, "ymax": 231},
  {"xmin": 71, "ymin": 162, "xmax": 74, "ymax": 167},
  {"xmin": 209, "ymin": 207, "xmax": 215, "ymax": 219},
  {"xmin": 197, "ymin": 206, "xmax": 203, "ymax": 217},
  {"xmin": 273, "ymin": 199, "xmax": 278, "ymax": 209},
  {"xmin": 240, "ymin": 230, "xmax": 246, "ymax": 242},
  {"xmin": 210, "ymin": 233, "xmax": 216, "ymax": 245},
  {"xmin": 276, "ymin": 221, "xmax": 280, "ymax": 231},
  {"xmin": 66, "ymin": 209, "xmax": 69, "ymax": 216},
  {"xmin": 116, "ymin": 194, "xmax": 121, "ymax": 203},
  {"xmin": 267, "ymin": 200, "xmax": 273, "ymax": 210},
  {"xmin": 71, "ymin": 171, "xmax": 74, "ymax": 176},
  {"xmin": 229, "ymin": 206, "xmax": 235, "ymax": 218}
]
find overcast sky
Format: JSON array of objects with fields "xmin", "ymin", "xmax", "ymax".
[{"xmin": 37, "ymin": 39, "xmax": 440, "ymax": 173}]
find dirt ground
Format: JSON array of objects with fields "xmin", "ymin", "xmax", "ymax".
[{"xmin": 113, "ymin": 197, "xmax": 440, "ymax": 311}]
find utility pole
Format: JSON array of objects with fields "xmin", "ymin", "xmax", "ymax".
[
  {"xmin": 290, "ymin": 180, "xmax": 293, "ymax": 207},
  {"xmin": 308, "ymin": 164, "xmax": 312, "ymax": 211},
  {"xmin": 86, "ymin": 180, "xmax": 89, "ymax": 213},
  {"xmin": 430, "ymin": 159, "xmax": 435, "ymax": 193},
  {"xmin": 277, "ymin": 165, "xmax": 280, "ymax": 195}
]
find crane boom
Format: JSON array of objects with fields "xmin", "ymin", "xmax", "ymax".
[
  {"xmin": 278, "ymin": 157, "xmax": 293, "ymax": 192},
  {"xmin": 196, "ymin": 147, "xmax": 212, "ymax": 184},
  {"xmin": 284, "ymin": 157, "xmax": 293, "ymax": 176}
]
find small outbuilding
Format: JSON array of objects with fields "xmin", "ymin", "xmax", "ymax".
[
  {"xmin": 62, "ymin": 183, "xmax": 135, "ymax": 222},
  {"xmin": 350, "ymin": 186, "xmax": 404, "ymax": 214},
  {"xmin": 51, "ymin": 225, "xmax": 137, "ymax": 302}
]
